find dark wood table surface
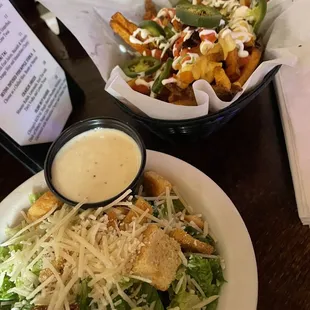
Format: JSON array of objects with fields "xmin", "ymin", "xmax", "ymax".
[{"xmin": 1, "ymin": 1, "xmax": 310, "ymax": 309}]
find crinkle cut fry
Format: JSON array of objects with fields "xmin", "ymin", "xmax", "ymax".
[{"xmin": 110, "ymin": 12, "xmax": 150, "ymax": 55}]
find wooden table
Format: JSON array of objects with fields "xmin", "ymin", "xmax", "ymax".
[{"xmin": 1, "ymin": 1, "xmax": 309, "ymax": 309}]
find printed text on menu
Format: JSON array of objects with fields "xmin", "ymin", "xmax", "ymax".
[{"xmin": 0, "ymin": 0, "xmax": 71, "ymax": 145}]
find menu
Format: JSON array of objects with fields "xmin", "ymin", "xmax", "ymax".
[{"xmin": 0, "ymin": 0, "xmax": 72, "ymax": 145}]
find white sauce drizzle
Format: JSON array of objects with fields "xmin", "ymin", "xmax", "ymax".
[
  {"xmin": 235, "ymin": 40, "xmax": 249, "ymax": 58},
  {"xmin": 171, "ymin": 15, "xmax": 181, "ymax": 24},
  {"xmin": 161, "ymin": 78, "xmax": 177, "ymax": 86},
  {"xmin": 219, "ymin": 19, "xmax": 226, "ymax": 27},
  {"xmin": 199, "ymin": 29, "xmax": 218, "ymax": 38},
  {"xmin": 181, "ymin": 53, "xmax": 199, "ymax": 67},
  {"xmin": 135, "ymin": 78, "xmax": 151, "ymax": 88},
  {"xmin": 160, "ymin": 32, "xmax": 181, "ymax": 59},
  {"xmin": 172, "ymin": 56, "xmax": 182, "ymax": 70},
  {"xmin": 183, "ymin": 27, "xmax": 194, "ymax": 42}
]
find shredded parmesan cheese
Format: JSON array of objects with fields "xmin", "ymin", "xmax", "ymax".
[
  {"xmin": 166, "ymin": 187, "xmax": 173, "ymax": 221},
  {"xmin": 0, "ymin": 205, "xmax": 58, "ymax": 247},
  {"xmin": 1, "ymin": 172, "xmax": 224, "ymax": 309},
  {"xmin": 26, "ymin": 275, "xmax": 55, "ymax": 300},
  {"xmin": 193, "ymin": 295, "xmax": 219, "ymax": 308}
]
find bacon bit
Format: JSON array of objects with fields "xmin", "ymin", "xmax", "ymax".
[
  {"xmin": 240, "ymin": 0, "xmax": 251, "ymax": 7},
  {"xmin": 107, "ymin": 210, "xmax": 118, "ymax": 229},
  {"xmin": 180, "ymin": 48, "xmax": 191, "ymax": 57},
  {"xmin": 200, "ymin": 33, "xmax": 217, "ymax": 43},
  {"xmin": 238, "ymin": 55, "xmax": 250, "ymax": 68},
  {"xmin": 144, "ymin": 49, "xmax": 163, "ymax": 60},
  {"xmin": 131, "ymin": 84, "xmax": 150, "ymax": 95},
  {"xmin": 173, "ymin": 36, "xmax": 185, "ymax": 57},
  {"xmin": 127, "ymin": 80, "xmax": 151, "ymax": 95},
  {"xmin": 172, "ymin": 20, "xmax": 183, "ymax": 32},
  {"xmin": 180, "ymin": 55, "xmax": 191, "ymax": 65}
]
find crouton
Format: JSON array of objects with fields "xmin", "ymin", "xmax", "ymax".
[
  {"xmin": 170, "ymin": 228, "xmax": 214, "ymax": 255},
  {"xmin": 27, "ymin": 191, "xmax": 62, "ymax": 222},
  {"xmin": 124, "ymin": 197, "xmax": 153, "ymax": 224},
  {"xmin": 107, "ymin": 209, "xmax": 118, "ymax": 229},
  {"xmin": 184, "ymin": 215, "xmax": 204, "ymax": 230},
  {"xmin": 143, "ymin": 171, "xmax": 172, "ymax": 197},
  {"xmin": 39, "ymin": 257, "xmax": 65, "ymax": 282},
  {"xmin": 132, "ymin": 224, "xmax": 181, "ymax": 291},
  {"xmin": 115, "ymin": 207, "xmax": 129, "ymax": 215}
]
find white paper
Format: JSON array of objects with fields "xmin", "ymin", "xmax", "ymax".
[
  {"xmin": 40, "ymin": 0, "xmax": 297, "ymax": 120},
  {"xmin": 0, "ymin": 0, "xmax": 72, "ymax": 145},
  {"xmin": 272, "ymin": 0, "xmax": 310, "ymax": 225}
]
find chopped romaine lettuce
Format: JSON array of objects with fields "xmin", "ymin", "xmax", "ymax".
[
  {"xmin": 187, "ymin": 255, "xmax": 214, "ymax": 296},
  {"xmin": 172, "ymin": 199, "xmax": 185, "ymax": 213},
  {"xmin": 8, "ymin": 244, "xmax": 22, "ymax": 253},
  {"xmin": 135, "ymin": 283, "xmax": 164, "ymax": 310},
  {"xmin": 31, "ymin": 259, "xmax": 43, "ymax": 277},
  {"xmin": 20, "ymin": 302, "xmax": 34, "ymax": 310},
  {"xmin": 5, "ymin": 225, "xmax": 23, "ymax": 238},
  {"xmin": 170, "ymin": 266, "xmax": 187, "ymax": 297},
  {"xmin": 119, "ymin": 277, "xmax": 137, "ymax": 290},
  {"xmin": 28, "ymin": 192, "xmax": 43, "ymax": 205},
  {"xmin": 0, "ymin": 275, "xmax": 17, "ymax": 301},
  {"xmin": 78, "ymin": 279, "xmax": 91, "ymax": 310},
  {"xmin": 0, "ymin": 247, "xmax": 9, "ymax": 263},
  {"xmin": 184, "ymin": 226, "xmax": 216, "ymax": 247},
  {"xmin": 0, "ymin": 303, "xmax": 13, "ymax": 310},
  {"xmin": 168, "ymin": 291, "xmax": 201, "ymax": 310},
  {"xmin": 209, "ymin": 259, "xmax": 225, "ymax": 286},
  {"xmin": 109, "ymin": 296, "xmax": 130, "ymax": 310},
  {"xmin": 187, "ymin": 255, "xmax": 225, "ymax": 309},
  {"xmin": 249, "ymin": 0, "xmax": 267, "ymax": 33}
]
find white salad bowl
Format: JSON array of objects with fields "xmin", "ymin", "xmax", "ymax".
[{"xmin": 0, "ymin": 150, "xmax": 258, "ymax": 310}]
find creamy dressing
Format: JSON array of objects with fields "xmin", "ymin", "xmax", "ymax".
[
  {"xmin": 199, "ymin": 29, "xmax": 218, "ymax": 38},
  {"xmin": 172, "ymin": 56, "xmax": 182, "ymax": 70},
  {"xmin": 129, "ymin": 35, "xmax": 143, "ymax": 45},
  {"xmin": 129, "ymin": 28, "xmax": 166, "ymax": 46},
  {"xmin": 181, "ymin": 53, "xmax": 200, "ymax": 67},
  {"xmin": 183, "ymin": 27, "xmax": 194, "ymax": 42},
  {"xmin": 204, "ymin": 0, "xmax": 255, "ymax": 57},
  {"xmin": 129, "ymin": 28, "xmax": 150, "ymax": 45},
  {"xmin": 219, "ymin": 19, "xmax": 226, "ymax": 27},
  {"xmin": 235, "ymin": 39, "xmax": 249, "ymax": 58},
  {"xmin": 157, "ymin": 8, "xmax": 175, "ymax": 19},
  {"xmin": 162, "ymin": 77, "xmax": 177, "ymax": 85},
  {"xmin": 204, "ymin": 0, "xmax": 240, "ymax": 15},
  {"xmin": 51, "ymin": 128, "xmax": 142, "ymax": 203},
  {"xmin": 171, "ymin": 15, "xmax": 181, "ymax": 24},
  {"xmin": 161, "ymin": 32, "xmax": 181, "ymax": 58},
  {"xmin": 135, "ymin": 78, "xmax": 151, "ymax": 88}
]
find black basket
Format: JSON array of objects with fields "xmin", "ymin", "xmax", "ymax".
[{"xmin": 114, "ymin": 66, "xmax": 280, "ymax": 141}]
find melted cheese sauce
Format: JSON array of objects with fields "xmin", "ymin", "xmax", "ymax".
[{"xmin": 51, "ymin": 128, "xmax": 142, "ymax": 203}]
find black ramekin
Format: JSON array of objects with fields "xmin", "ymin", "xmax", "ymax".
[{"xmin": 44, "ymin": 117, "xmax": 146, "ymax": 208}]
